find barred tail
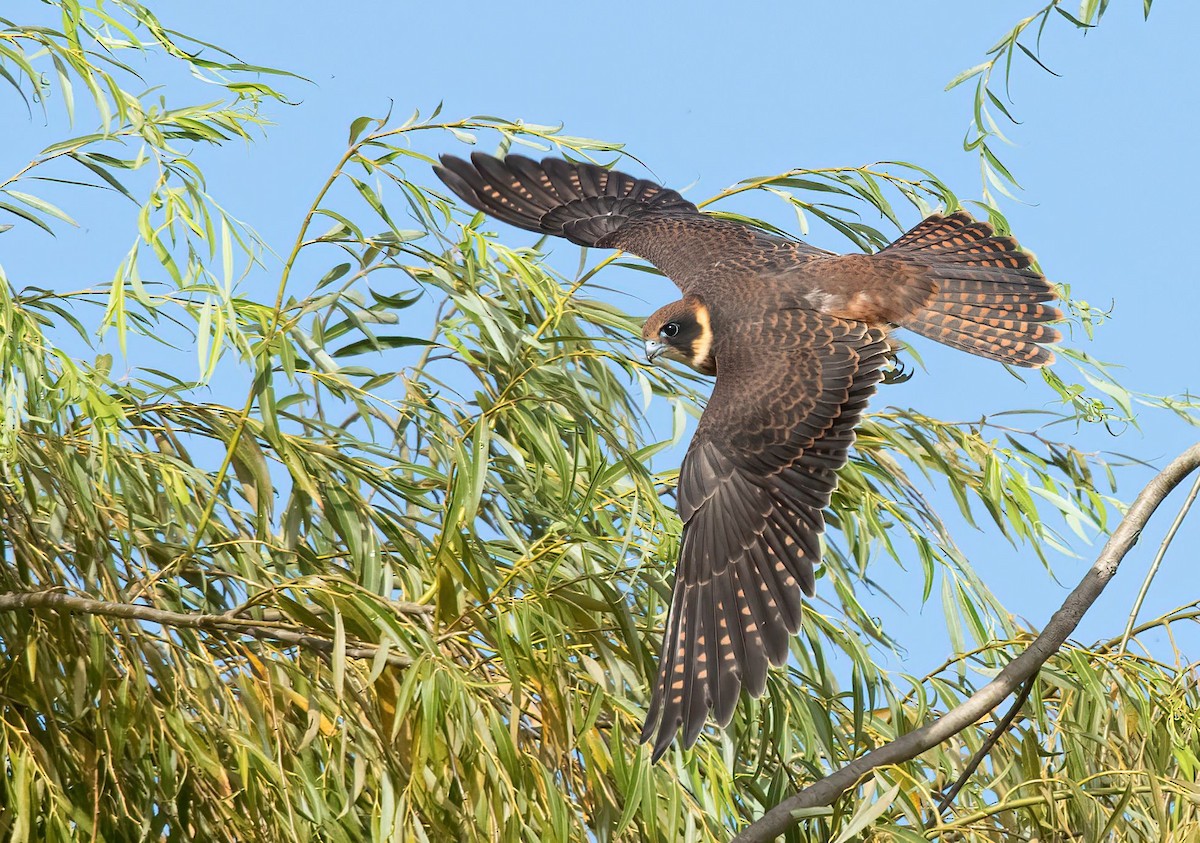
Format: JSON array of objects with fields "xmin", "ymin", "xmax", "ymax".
[
  {"xmin": 433, "ymin": 153, "xmax": 697, "ymax": 247},
  {"xmin": 884, "ymin": 212, "xmax": 1062, "ymax": 367}
]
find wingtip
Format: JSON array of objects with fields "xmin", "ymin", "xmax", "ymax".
[
  {"xmin": 637, "ymin": 714, "xmax": 656, "ymax": 746},
  {"xmin": 713, "ymin": 697, "xmax": 738, "ymax": 730},
  {"xmin": 1028, "ymin": 347, "xmax": 1056, "ymax": 368},
  {"xmin": 469, "ymin": 150, "xmax": 503, "ymax": 170},
  {"xmin": 502, "ymin": 151, "xmax": 538, "ymax": 169},
  {"xmin": 643, "ymin": 720, "xmax": 673, "ymax": 764},
  {"xmin": 655, "ymin": 723, "xmax": 683, "ymax": 763},
  {"xmin": 431, "ymin": 159, "xmax": 476, "ymax": 206},
  {"xmin": 641, "ymin": 708, "xmax": 688, "ymax": 764},
  {"xmin": 681, "ymin": 714, "xmax": 707, "ymax": 751},
  {"xmin": 743, "ymin": 669, "xmax": 767, "ymax": 700}
]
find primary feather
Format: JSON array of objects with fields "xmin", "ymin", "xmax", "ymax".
[{"xmin": 434, "ymin": 153, "xmax": 1061, "ymax": 760}]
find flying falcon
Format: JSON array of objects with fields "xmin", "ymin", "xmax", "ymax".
[{"xmin": 433, "ymin": 153, "xmax": 1060, "ymax": 761}]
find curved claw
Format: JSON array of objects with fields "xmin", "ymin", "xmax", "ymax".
[{"xmin": 882, "ymin": 354, "xmax": 914, "ymax": 385}]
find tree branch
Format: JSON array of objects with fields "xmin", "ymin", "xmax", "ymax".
[
  {"xmin": 730, "ymin": 442, "xmax": 1200, "ymax": 843},
  {"xmin": 928, "ymin": 674, "xmax": 1036, "ymax": 823},
  {"xmin": 0, "ymin": 590, "xmax": 415, "ymax": 667},
  {"xmin": 1116, "ymin": 471, "xmax": 1200, "ymax": 654}
]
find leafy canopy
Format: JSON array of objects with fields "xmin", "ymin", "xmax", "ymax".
[{"xmin": 0, "ymin": 2, "xmax": 1196, "ymax": 841}]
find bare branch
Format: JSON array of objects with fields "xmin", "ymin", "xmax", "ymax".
[
  {"xmin": 731, "ymin": 442, "xmax": 1200, "ymax": 843},
  {"xmin": 1117, "ymin": 471, "xmax": 1200, "ymax": 653},
  {"xmin": 928, "ymin": 675, "xmax": 1036, "ymax": 824},
  {"xmin": 1098, "ymin": 601, "xmax": 1200, "ymax": 653},
  {"xmin": 0, "ymin": 590, "xmax": 413, "ymax": 667}
]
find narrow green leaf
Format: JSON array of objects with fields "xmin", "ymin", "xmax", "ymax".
[
  {"xmin": 831, "ymin": 781, "xmax": 900, "ymax": 843},
  {"xmin": 0, "ymin": 201, "xmax": 53, "ymax": 235},
  {"xmin": 7, "ymin": 194, "xmax": 80, "ymax": 233},
  {"xmin": 348, "ymin": 115, "xmax": 373, "ymax": 145},
  {"xmin": 1016, "ymin": 41, "xmax": 1062, "ymax": 77},
  {"xmin": 945, "ymin": 61, "xmax": 990, "ymax": 91},
  {"xmin": 331, "ymin": 336, "xmax": 434, "ymax": 357}
]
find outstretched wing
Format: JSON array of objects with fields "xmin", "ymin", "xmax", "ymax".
[
  {"xmin": 434, "ymin": 152, "xmax": 699, "ymax": 246},
  {"xmin": 433, "ymin": 153, "xmax": 829, "ymax": 295},
  {"xmin": 641, "ymin": 309, "xmax": 889, "ymax": 761}
]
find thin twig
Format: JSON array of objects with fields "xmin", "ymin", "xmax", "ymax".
[
  {"xmin": 730, "ymin": 442, "xmax": 1200, "ymax": 843},
  {"xmin": 131, "ymin": 134, "xmax": 366, "ymax": 602},
  {"xmin": 1097, "ymin": 602, "xmax": 1200, "ymax": 653},
  {"xmin": 0, "ymin": 590, "xmax": 412, "ymax": 667},
  {"xmin": 1116, "ymin": 471, "xmax": 1200, "ymax": 654},
  {"xmin": 928, "ymin": 674, "xmax": 1036, "ymax": 824}
]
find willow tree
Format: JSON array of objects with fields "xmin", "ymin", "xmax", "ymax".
[{"xmin": 1, "ymin": 2, "xmax": 1196, "ymax": 842}]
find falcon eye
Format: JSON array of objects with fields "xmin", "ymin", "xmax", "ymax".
[{"xmin": 661, "ymin": 322, "xmax": 680, "ymax": 339}]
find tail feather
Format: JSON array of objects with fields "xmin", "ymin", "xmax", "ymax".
[
  {"xmin": 939, "ymin": 275, "xmax": 1044, "ymax": 289},
  {"xmin": 434, "ymin": 153, "xmax": 697, "ymax": 246},
  {"xmin": 884, "ymin": 211, "xmax": 995, "ymax": 252},
  {"xmin": 908, "ymin": 311, "xmax": 1059, "ymax": 366},
  {"xmin": 936, "ymin": 289, "xmax": 1056, "ymax": 306},
  {"xmin": 935, "ymin": 300, "xmax": 1059, "ymax": 326},
  {"xmin": 885, "ymin": 212, "xmax": 1062, "ymax": 368}
]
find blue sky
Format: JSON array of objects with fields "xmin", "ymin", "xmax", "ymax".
[{"xmin": 4, "ymin": 2, "xmax": 1198, "ymax": 672}]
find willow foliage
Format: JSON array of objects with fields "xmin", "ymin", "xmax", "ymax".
[{"xmin": 1, "ymin": 2, "xmax": 1196, "ymax": 842}]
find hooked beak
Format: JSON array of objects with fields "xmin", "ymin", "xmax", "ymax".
[{"xmin": 644, "ymin": 339, "xmax": 666, "ymax": 364}]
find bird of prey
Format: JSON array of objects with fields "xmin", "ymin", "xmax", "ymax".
[{"xmin": 433, "ymin": 152, "xmax": 1060, "ymax": 761}]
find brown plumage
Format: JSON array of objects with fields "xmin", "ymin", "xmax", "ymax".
[{"xmin": 434, "ymin": 152, "xmax": 1061, "ymax": 761}]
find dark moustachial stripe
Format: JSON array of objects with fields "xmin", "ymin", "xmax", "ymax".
[
  {"xmin": 640, "ymin": 312, "xmax": 889, "ymax": 761},
  {"xmin": 433, "ymin": 153, "xmax": 1062, "ymax": 760}
]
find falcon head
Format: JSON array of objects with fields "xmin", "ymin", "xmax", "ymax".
[{"xmin": 642, "ymin": 296, "xmax": 715, "ymax": 376}]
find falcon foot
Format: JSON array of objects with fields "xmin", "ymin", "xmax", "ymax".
[
  {"xmin": 434, "ymin": 152, "xmax": 1062, "ymax": 761},
  {"xmin": 881, "ymin": 354, "xmax": 914, "ymax": 385}
]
